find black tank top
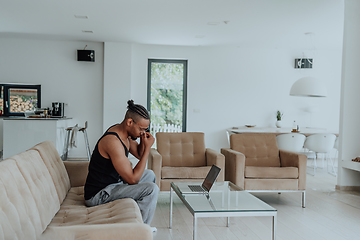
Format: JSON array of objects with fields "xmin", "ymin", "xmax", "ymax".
[{"xmin": 84, "ymin": 127, "xmax": 129, "ymax": 200}]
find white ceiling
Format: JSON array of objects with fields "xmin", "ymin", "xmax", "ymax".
[{"xmin": 0, "ymin": 0, "xmax": 344, "ymax": 49}]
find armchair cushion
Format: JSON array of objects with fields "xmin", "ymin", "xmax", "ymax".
[
  {"xmin": 161, "ymin": 166, "xmax": 211, "ymax": 179},
  {"xmin": 245, "ymin": 179, "xmax": 298, "ymax": 190},
  {"xmin": 156, "ymin": 132, "xmax": 206, "ymax": 167},
  {"xmin": 245, "ymin": 166, "xmax": 298, "ymax": 179},
  {"xmin": 230, "ymin": 133, "xmax": 280, "ymax": 167}
]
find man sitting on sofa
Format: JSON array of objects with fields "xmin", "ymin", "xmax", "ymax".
[{"xmin": 84, "ymin": 100, "xmax": 159, "ymax": 231}]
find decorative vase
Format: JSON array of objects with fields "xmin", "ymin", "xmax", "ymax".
[{"xmin": 276, "ymin": 120, "xmax": 282, "ymax": 128}]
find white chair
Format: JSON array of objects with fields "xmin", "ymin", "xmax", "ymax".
[
  {"xmin": 276, "ymin": 133, "xmax": 306, "ymax": 152},
  {"xmin": 226, "ymin": 129, "xmax": 235, "ymax": 146},
  {"xmin": 304, "ymin": 134, "xmax": 336, "ymax": 176}
]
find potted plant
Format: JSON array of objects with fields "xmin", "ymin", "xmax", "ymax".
[{"xmin": 276, "ymin": 110, "xmax": 283, "ymax": 128}]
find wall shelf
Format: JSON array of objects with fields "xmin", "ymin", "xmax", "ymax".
[{"xmin": 342, "ymin": 160, "xmax": 360, "ymax": 172}]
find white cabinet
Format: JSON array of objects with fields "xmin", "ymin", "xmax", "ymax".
[{"xmin": 2, "ymin": 118, "xmax": 71, "ymax": 159}]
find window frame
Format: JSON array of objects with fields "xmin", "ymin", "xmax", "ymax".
[
  {"xmin": 147, "ymin": 59, "xmax": 188, "ymax": 132},
  {"xmin": 1, "ymin": 83, "xmax": 41, "ymax": 117}
]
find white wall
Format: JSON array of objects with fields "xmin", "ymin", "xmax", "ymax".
[
  {"xmin": 0, "ymin": 38, "xmax": 104, "ymax": 158},
  {"xmin": 0, "ymin": 37, "xmax": 342, "ymax": 159},
  {"xmin": 129, "ymin": 44, "xmax": 342, "ymax": 151},
  {"xmin": 103, "ymin": 42, "xmax": 132, "ymax": 131},
  {"xmin": 337, "ymin": 0, "xmax": 360, "ymax": 187}
]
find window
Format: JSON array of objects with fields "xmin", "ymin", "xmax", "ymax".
[
  {"xmin": 0, "ymin": 84, "xmax": 41, "ymax": 117},
  {"xmin": 147, "ymin": 59, "xmax": 187, "ymax": 134}
]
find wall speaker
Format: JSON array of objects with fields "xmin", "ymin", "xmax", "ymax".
[{"xmin": 77, "ymin": 50, "xmax": 95, "ymax": 62}]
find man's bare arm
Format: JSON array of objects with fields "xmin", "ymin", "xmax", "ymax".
[
  {"xmin": 102, "ymin": 133, "xmax": 154, "ymax": 184},
  {"xmin": 129, "ymin": 132, "xmax": 146, "ymax": 160}
]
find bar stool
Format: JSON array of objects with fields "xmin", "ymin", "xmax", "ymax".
[{"xmin": 63, "ymin": 121, "xmax": 91, "ymax": 161}]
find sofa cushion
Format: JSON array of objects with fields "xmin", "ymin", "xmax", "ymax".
[
  {"xmin": 161, "ymin": 166, "xmax": 211, "ymax": 179},
  {"xmin": 49, "ymin": 187, "xmax": 143, "ymax": 226},
  {"xmin": 41, "ymin": 223, "xmax": 152, "ymax": 240},
  {"xmin": 0, "ymin": 159, "xmax": 43, "ymax": 240},
  {"xmin": 11, "ymin": 150, "xmax": 60, "ymax": 231},
  {"xmin": 63, "ymin": 161, "xmax": 89, "ymax": 187},
  {"xmin": 156, "ymin": 132, "xmax": 206, "ymax": 167},
  {"xmin": 245, "ymin": 166, "xmax": 298, "ymax": 179},
  {"xmin": 31, "ymin": 141, "xmax": 71, "ymax": 203},
  {"xmin": 230, "ymin": 133, "xmax": 280, "ymax": 167}
]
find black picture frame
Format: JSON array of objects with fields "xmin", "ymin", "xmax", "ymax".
[{"xmin": 1, "ymin": 83, "xmax": 41, "ymax": 117}]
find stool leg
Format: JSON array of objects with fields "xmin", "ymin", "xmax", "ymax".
[
  {"xmin": 63, "ymin": 129, "xmax": 71, "ymax": 161},
  {"xmin": 83, "ymin": 129, "xmax": 91, "ymax": 161}
]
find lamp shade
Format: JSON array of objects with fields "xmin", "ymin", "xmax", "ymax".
[{"xmin": 289, "ymin": 77, "xmax": 327, "ymax": 97}]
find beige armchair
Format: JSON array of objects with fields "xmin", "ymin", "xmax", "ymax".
[
  {"xmin": 148, "ymin": 132, "xmax": 225, "ymax": 191},
  {"xmin": 221, "ymin": 133, "xmax": 307, "ymax": 207}
]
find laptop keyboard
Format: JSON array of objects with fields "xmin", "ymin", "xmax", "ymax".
[{"xmin": 188, "ymin": 185, "xmax": 206, "ymax": 192}]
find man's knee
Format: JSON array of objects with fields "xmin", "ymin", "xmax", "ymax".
[
  {"xmin": 143, "ymin": 182, "xmax": 160, "ymax": 199},
  {"xmin": 143, "ymin": 169, "xmax": 156, "ymax": 183},
  {"xmin": 143, "ymin": 182, "xmax": 159, "ymax": 196}
]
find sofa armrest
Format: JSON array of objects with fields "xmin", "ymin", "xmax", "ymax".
[
  {"xmin": 205, "ymin": 148, "xmax": 225, "ymax": 181},
  {"xmin": 148, "ymin": 148, "xmax": 162, "ymax": 188},
  {"xmin": 221, "ymin": 148, "xmax": 245, "ymax": 189},
  {"xmin": 279, "ymin": 150, "xmax": 307, "ymax": 190},
  {"xmin": 63, "ymin": 161, "xmax": 89, "ymax": 187},
  {"xmin": 41, "ymin": 223, "xmax": 152, "ymax": 240}
]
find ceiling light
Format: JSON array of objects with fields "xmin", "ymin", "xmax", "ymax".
[
  {"xmin": 290, "ymin": 77, "xmax": 327, "ymax": 97},
  {"xmin": 75, "ymin": 15, "xmax": 88, "ymax": 19},
  {"xmin": 82, "ymin": 30, "xmax": 93, "ymax": 33}
]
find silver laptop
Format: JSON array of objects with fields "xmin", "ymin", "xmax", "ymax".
[{"xmin": 179, "ymin": 165, "xmax": 221, "ymax": 194}]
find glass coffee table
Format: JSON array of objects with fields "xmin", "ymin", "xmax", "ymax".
[{"xmin": 170, "ymin": 181, "xmax": 277, "ymax": 240}]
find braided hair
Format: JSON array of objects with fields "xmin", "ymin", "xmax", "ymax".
[{"xmin": 125, "ymin": 100, "xmax": 150, "ymax": 120}]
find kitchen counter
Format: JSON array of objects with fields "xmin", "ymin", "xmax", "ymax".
[
  {"xmin": 2, "ymin": 117, "xmax": 72, "ymax": 159},
  {"xmin": 1, "ymin": 116, "xmax": 72, "ymax": 120}
]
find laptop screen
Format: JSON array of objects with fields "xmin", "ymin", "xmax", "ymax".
[{"xmin": 202, "ymin": 165, "xmax": 221, "ymax": 191}]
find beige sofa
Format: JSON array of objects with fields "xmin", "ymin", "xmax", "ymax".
[
  {"xmin": 148, "ymin": 132, "xmax": 225, "ymax": 191},
  {"xmin": 221, "ymin": 133, "xmax": 307, "ymax": 207},
  {"xmin": 0, "ymin": 141, "xmax": 152, "ymax": 240}
]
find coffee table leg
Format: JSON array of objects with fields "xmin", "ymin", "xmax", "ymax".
[
  {"xmin": 272, "ymin": 213, "xmax": 277, "ymax": 240},
  {"xmin": 227, "ymin": 217, "xmax": 230, "ymax": 227},
  {"xmin": 170, "ymin": 188, "xmax": 173, "ymax": 229},
  {"xmin": 302, "ymin": 191, "xmax": 306, "ymax": 208},
  {"xmin": 193, "ymin": 214, "xmax": 197, "ymax": 240}
]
